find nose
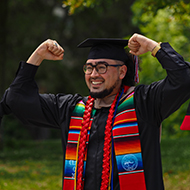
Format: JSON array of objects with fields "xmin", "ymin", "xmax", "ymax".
[{"xmin": 90, "ymin": 67, "xmax": 100, "ymax": 76}]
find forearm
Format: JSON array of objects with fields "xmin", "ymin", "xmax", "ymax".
[
  {"xmin": 26, "ymin": 39, "xmax": 64, "ymax": 66},
  {"xmin": 27, "ymin": 51, "xmax": 44, "ymax": 66}
]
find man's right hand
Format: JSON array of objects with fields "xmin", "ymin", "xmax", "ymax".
[{"xmin": 27, "ymin": 39, "xmax": 64, "ymax": 66}]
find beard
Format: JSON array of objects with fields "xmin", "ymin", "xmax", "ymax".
[
  {"xmin": 90, "ymin": 88, "xmax": 114, "ymax": 99},
  {"xmin": 89, "ymin": 78, "xmax": 120, "ymax": 99}
]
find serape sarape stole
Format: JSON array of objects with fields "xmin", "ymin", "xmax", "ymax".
[
  {"xmin": 63, "ymin": 92, "xmax": 146, "ymax": 190},
  {"xmin": 112, "ymin": 92, "xmax": 146, "ymax": 190},
  {"xmin": 63, "ymin": 100, "xmax": 96, "ymax": 190}
]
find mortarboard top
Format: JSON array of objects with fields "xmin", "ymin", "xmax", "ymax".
[
  {"xmin": 77, "ymin": 38, "xmax": 129, "ymax": 48},
  {"xmin": 77, "ymin": 38, "xmax": 129, "ymax": 62}
]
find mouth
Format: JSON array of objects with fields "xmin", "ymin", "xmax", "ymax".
[
  {"xmin": 90, "ymin": 79, "xmax": 104, "ymax": 89},
  {"xmin": 92, "ymin": 81, "xmax": 103, "ymax": 85}
]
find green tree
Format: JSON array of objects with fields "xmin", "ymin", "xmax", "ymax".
[
  {"xmin": 0, "ymin": 0, "xmax": 8, "ymax": 149},
  {"xmin": 62, "ymin": 0, "xmax": 112, "ymax": 14},
  {"xmin": 0, "ymin": 0, "xmax": 8, "ymax": 97}
]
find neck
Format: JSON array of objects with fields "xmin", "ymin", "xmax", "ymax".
[{"xmin": 94, "ymin": 86, "xmax": 134, "ymax": 109}]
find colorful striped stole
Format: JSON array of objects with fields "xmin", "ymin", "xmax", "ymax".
[
  {"xmin": 112, "ymin": 92, "xmax": 146, "ymax": 190},
  {"xmin": 63, "ymin": 92, "xmax": 146, "ymax": 190},
  {"xmin": 63, "ymin": 100, "xmax": 96, "ymax": 190}
]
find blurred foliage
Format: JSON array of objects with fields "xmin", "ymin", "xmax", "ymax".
[
  {"xmin": 131, "ymin": 0, "xmax": 190, "ymax": 15},
  {"xmin": 62, "ymin": 0, "xmax": 96, "ymax": 14},
  {"xmin": 63, "ymin": 0, "xmax": 190, "ymax": 17},
  {"xmin": 1, "ymin": 115, "xmax": 61, "ymax": 148},
  {"xmin": 62, "ymin": 0, "xmax": 114, "ymax": 14}
]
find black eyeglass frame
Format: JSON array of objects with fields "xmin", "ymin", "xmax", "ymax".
[{"xmin": 83, "ymin": 61, "xmax": 124, "ymax": 75}]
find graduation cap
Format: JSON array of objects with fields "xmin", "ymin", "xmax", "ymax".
[
  {"xmin": 77, "ymin": 38, "xmax": 139, "ymax": 84},
  {"xmin": 77, "ymin": 38, "xmax": 129, "ymax": 62},
  {"xmin": 180, "ymin": 102, "xmax": 190, "ymax": 130}
]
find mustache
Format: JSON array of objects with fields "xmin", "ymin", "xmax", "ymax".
[{"xmin": 90, "ymin": 76, "xmax": 104, "ymax": 80}]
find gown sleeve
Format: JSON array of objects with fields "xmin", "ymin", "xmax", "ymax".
[
  {"xmin": 134, "ymin": 42, "xmax": 190, "ymax": 126},
  {"xmin": 0, "ymin": 61, "xmax": 82, "ymax": 128}
]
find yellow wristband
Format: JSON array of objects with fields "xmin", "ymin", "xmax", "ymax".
[{"xmin": 151, "ymin": 42, "xmax": 162, "ymax": 57}]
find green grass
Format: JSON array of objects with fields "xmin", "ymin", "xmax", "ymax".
[
  {"xmin": 161, "ymin": 137, "xmax": 190, "ymax": 174},
  {"xmin": 0, "ymin": 138, "xmax": 190, "ymax": 189},
  {"xmin": 0, "ymin": 140, "xmax": 63, "ymax": 190},
  {"xmin": 161, "ymin": 137, "xmax": 190, "ymax": 189}
]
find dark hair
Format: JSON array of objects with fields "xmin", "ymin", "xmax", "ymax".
[{"xmin": 122, "ymin": 52, "xmax": 136, "ymax": 86}]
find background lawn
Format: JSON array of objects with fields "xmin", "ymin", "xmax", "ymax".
[
  {"xmin": 0, "ymin": 138, "xmax": 190, "ymax": 189},
  {"xmin": 161, "ymin": 137, "xmax": 190, "ymax": 190},
  {"xmin": 0, "ymin": 140, "xmax": 63, "ymax": 190}
]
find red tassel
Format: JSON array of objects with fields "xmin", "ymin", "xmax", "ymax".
[{"xmin": 134, "ymin": 55, "xmax": 139, "ymax": 84}]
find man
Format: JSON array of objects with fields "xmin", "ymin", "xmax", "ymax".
[{"xmin": 0, "ymin": 33, "xmax": 190, "ymax": 190}]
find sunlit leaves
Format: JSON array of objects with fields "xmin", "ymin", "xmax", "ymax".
[{"xmin": 62, "ymin": 0, "xmax": 97, "ymax": 14}]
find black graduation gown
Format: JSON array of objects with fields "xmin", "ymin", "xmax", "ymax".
[{"xmin": 1, "ymin": 42, "xmax": 190, "ymax": 190}]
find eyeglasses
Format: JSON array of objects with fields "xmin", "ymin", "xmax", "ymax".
[{"xmin": 83, "ymin": 61, "xmax": 124, "ymax": 75}]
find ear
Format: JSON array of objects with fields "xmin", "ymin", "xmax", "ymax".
[{"xmin": 119, "ymin": 65, "xmax": 127, "ymax": 80}]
